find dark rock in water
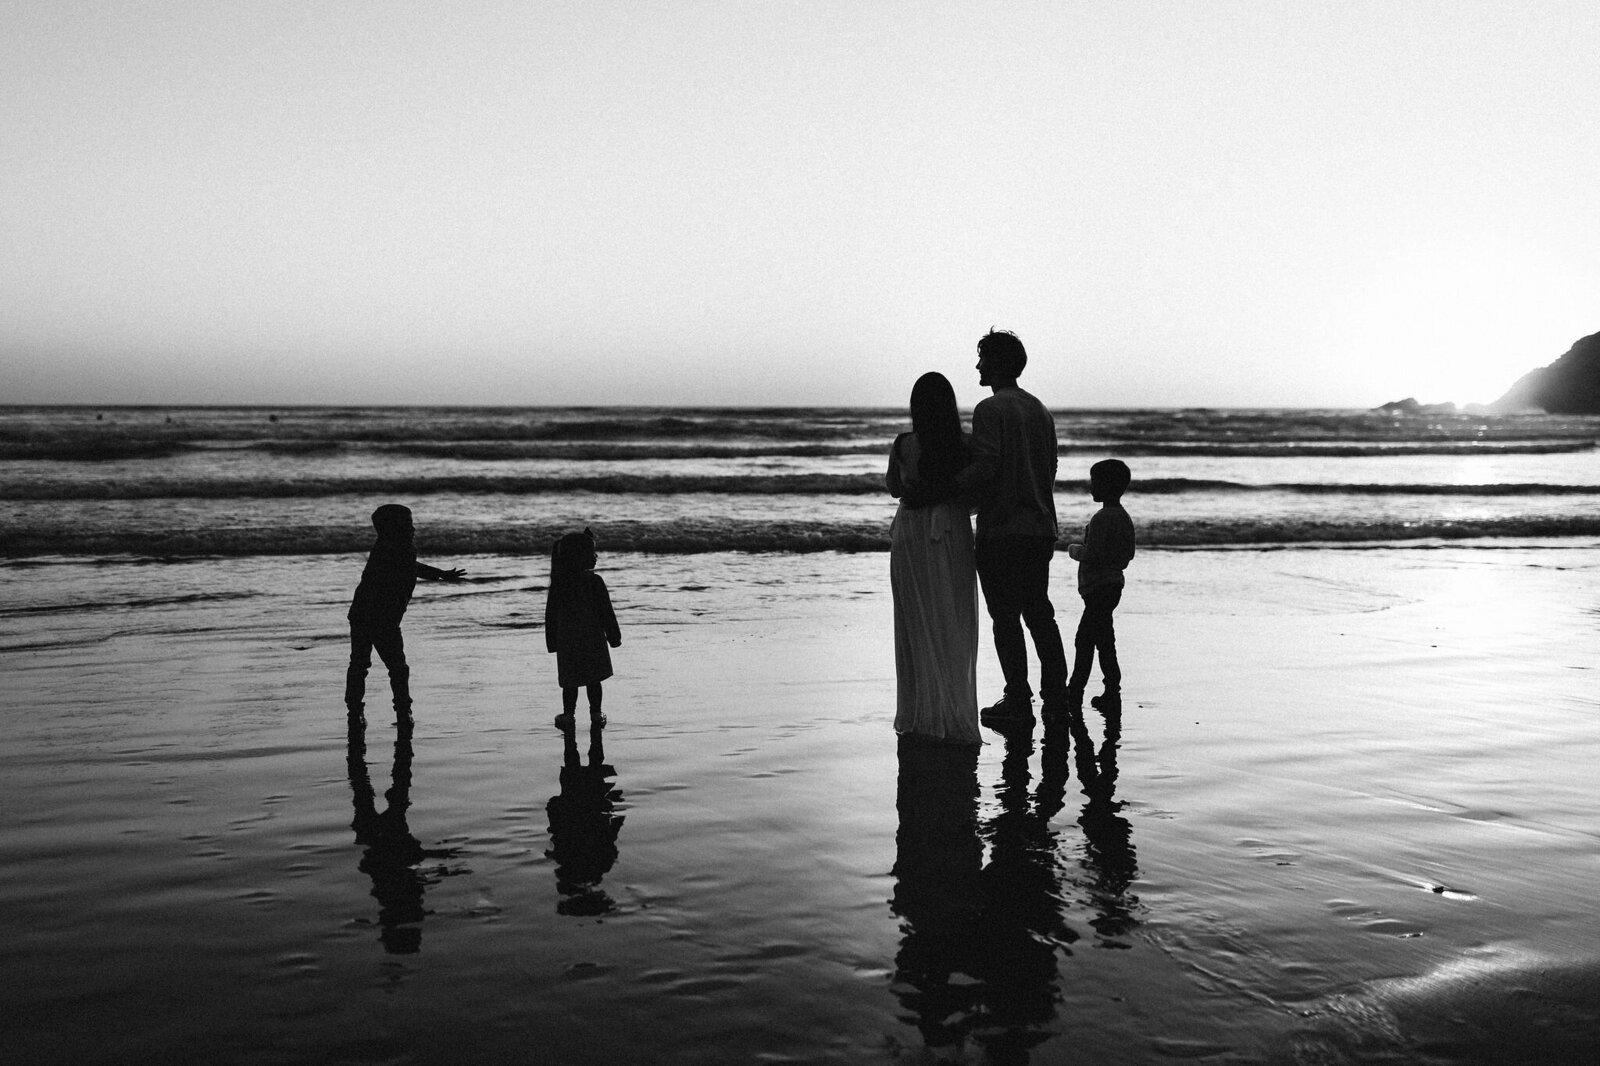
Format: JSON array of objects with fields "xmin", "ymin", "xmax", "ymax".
[
  {"xmin": 1375, "ymin": 397, "xmax": 1458, "ymax": 415},
  {"xmin": 1492, "ymin": 331, "xmax": 1600, "ymax": 414}
]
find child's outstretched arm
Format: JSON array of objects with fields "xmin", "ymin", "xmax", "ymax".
[{"xmin": 416, "ymin": 562, "xmax": 465, "ymax": 581}]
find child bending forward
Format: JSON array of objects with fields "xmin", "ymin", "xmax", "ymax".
[{"xmin": 346, "ymin": 503, "xmax": 464, "ymax": 717}]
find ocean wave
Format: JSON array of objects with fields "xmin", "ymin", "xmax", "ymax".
[
  {"xmin": 383, "ymin": 441, "xmax": 887, "ymax": 460},
  {"xmin": 5, "ymin": 406, "xmax": 1597, "ymax": 456},
  {"xmin": 0, "ymin": 590, "xmax": 258, "ymax": 617},
  {"xmin": 11, "ymin": 472, "xmax": 1600, "ymax": 502},
  {"xmin": 1134, "ymin": 479, "xmax": 1600, "ymax": 495},
  {"xmin": 0, "ymin": 473, "xmax": 888, "ymax": 500},
  {"xmin": 8, "ymin": 516, "xmax": 1600, "ymax": 558},
  {"xmin": 1091, "ymin": 408, "xmax": 1600, "ymax": 443},
  {"xmin": 0, "ymin": 441, "xmax": 193, "ymax": 461},
  {"xmin": 4, "ymin": 437, "xmax": 1594, "ymax": 464},
  {"xmin": 0, "ymin": 407, "xmax": 908, "ymax": 453},
  {"xmin": 1096, "ymin": 441, "xmax": 1596, "ymax": 457}
]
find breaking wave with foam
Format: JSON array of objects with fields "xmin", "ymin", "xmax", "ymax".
[{"xmin": 3, "ymin": 404, "xmax": 1598, "ymax": 557}]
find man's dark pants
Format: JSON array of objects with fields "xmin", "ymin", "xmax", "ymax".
[
  {"xmin": 1067, "ymin": 586, "xmax": 1122, "ymax": 693},
  {"xmin": 346, "ymin": 623, "xmax": 411, "ymax": 710},
  {"xmin": 975, "ymin": 534, "xmax": 1069, "ymax": 703}
]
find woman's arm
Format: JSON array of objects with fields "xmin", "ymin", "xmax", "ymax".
[{"xmin": 885, "ymin": 434, "xmax": 906, "ymax": 498}]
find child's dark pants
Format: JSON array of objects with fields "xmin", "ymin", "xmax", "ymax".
[
  {"xmin": 347, "ymin": 623, "xmax": 411, "ymax": 711},
  {"xmin": 1068, "ymin": 586, "xmax": 1122, "ymax": 693}
]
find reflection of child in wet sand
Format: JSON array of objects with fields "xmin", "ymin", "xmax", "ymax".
[
  {"xmin": 345, "ymin": 504, "xmax": 465, "ymax": 717},
  {"xmin": 546, "ymin": 723, "xmax": 624, "ymax": 916},
  {"xmin": 545, "ymin": 528, "xmax": 621, "ymax": 728},
  {"xmin": 1065, "ymin": 460, "xmax": 1136, "ymax": 709}
]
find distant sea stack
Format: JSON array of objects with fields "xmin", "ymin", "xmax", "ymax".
[
  {"xmin": 1490, "ymin": 331, "xmax": 1600, "ymax": 414},
  {"xmin": 1374, "ymin": 397, "xmax": 1459, "ymax": 415}
]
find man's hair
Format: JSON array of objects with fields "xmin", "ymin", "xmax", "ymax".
[
  {"xmin": 1090, "ymin": 459, "xmax": 1131, "ymax": 497},
  {"xmin": 976, "ymin": 329, "xmax": 1027, "ymax": 379}
]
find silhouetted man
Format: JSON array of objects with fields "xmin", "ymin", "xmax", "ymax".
[{"xmin": 956, "ymin": 330, "xmax": 1069, "ymax": 726}]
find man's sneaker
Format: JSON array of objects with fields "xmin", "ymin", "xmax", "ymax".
[
  {"xmin": 981, "ymin": 694, "xmax": 1035, "ymax": 727},
  {"xmin": 1090, "ymin": 690, "xmax": 1122, "ymax": 710}
]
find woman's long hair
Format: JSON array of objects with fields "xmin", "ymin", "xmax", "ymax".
[{"xmin": 909, "ymin": 372, "xmax": 966, "ymax": 486}]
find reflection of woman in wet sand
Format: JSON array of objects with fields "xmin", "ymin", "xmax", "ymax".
[
  {"xmin": 891, "ymin": 732, "xmax": 1075, "ymax": 1060},
  {"xmin": 890, "ymin": 738, "xmax": 984, "ymax": 1048},
  {"xmin": 545, "ymin": 720, "xmax": 624, "ymax": 916},
  {"xmin": 887, "ymin": 372, "xmax": 980, "ymax": 745},
  {"xmin": 345, "ymin": 715, "xmax": 459, "ymax": 954}
]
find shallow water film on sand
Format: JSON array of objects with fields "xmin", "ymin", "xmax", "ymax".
[
  {"xmin": 4, "ymin": 405, "xmax": 1600, "ymax": 1063},
  {"xmin": 4, "ymin": 544, "xmax": 1600, "ymax": 1064}
]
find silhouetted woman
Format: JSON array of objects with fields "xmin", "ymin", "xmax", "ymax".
[{"xmin": 887, "ymin": 372, "xmax": 980, "ymax": 744}]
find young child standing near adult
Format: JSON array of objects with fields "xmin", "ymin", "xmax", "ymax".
[
  {"xmin": 545, "ymin": 529, "xmax": 621, "ymax": 729},
  {"xmin": 1065, "ymin": 460, "xmax": 1136, "ymax": 710},
  {"xmin": 345, "ymin": 504, "xmax": 465, "ymax": 718}
]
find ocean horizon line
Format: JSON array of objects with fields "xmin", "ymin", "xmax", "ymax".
[{"xmin": 0, "ymin": 401, "xmax": 1483, "ymax": 414}]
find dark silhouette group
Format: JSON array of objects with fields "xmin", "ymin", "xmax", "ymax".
[
  {"xmin": 891, "ymin": 330, "xmax": 1135, "ymax": 742},
  {"xmin": 335, "ymin": 332, "xmax": 1139, "ymax": 1064}
]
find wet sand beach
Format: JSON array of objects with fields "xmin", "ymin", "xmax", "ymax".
[{"xmin": 3, "ymin": 545, "xmax": 1599, "ymax": 1064}]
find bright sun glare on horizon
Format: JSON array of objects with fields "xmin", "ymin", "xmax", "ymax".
[{"xmin": 1330, "ymin": 243, "xmax": 1591, "ymax": 407}]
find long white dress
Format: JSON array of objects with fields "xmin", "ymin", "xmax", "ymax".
[{"xmin": 888, "ymin": 433, "xmax": 980, "ymax": 744}]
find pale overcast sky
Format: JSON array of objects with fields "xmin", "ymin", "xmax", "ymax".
[{"xmin": 3, "ymin": 1, "xmax": 1596, "ymax": 408}]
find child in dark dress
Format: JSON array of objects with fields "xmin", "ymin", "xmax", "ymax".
[
  {"xmin": 345, "ymin": 504, "xmax": 465, "ymax": 718},
  {"xmin": 546, "ymin": 528, "xmax": 621, "ymax": 729}
]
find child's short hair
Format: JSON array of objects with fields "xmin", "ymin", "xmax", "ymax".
[
  {"xmin": 1090, "ymin": 459, "xmax": 1131, "ymax": 497},
  {"xmin": 371, "ymin": 503, "xmax": 412, "ymax": 535}
]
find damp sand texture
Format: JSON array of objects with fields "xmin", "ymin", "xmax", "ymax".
[{"xmin": 3, "ymin": 547, "xmax": 1600, "ymax": 1064}]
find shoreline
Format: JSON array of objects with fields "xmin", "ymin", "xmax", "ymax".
[{"xmin": 6, "ymin": 533, "xmax": 1600, "ymax": 567}]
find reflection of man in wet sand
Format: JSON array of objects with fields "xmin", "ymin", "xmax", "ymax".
[
  {"xmin": 889, "ymin": 733, "xmax": 1077, "ymax": 1061},
  {"xmin": 977, "ymin": 729, "xmax": 1079, "ymax": 1052},
  {"xmin": 345, "ymin": 715, "xmax": 459, "ymax": 954},
  {"xmin": 546, "ymin": 721, "xmax": 624, "ymax": 916}
]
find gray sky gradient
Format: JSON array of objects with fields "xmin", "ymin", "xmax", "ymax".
[{"xmin": 3, "ymin": 1, "xmax": 1597, "ymax": 408}]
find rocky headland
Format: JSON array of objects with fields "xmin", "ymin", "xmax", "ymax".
[
  {"xmin": 1377, "ymin": 331, "xmax": 1600, "ymax": 415},
  {"xmin": 1490, "ymin": 331, "xmax": 1600, "ymax": 413}
]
